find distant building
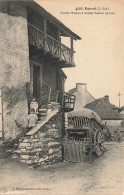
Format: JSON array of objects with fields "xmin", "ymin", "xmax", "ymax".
[
  {"xmin": 68, "ymin": 83, "xmax": 95, "ymax": 110},
  {"xmin": 85, "ymin": 95, "xmax": 123, "ymax": 131},
  {"xmin": 85, "ymin": 95, "xmax": 118, "ymax": 119}
]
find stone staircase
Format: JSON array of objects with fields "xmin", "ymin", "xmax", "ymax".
[
  {"xmin": 38, "ymin": 102, "xmax": 61, "ymax": 120},
  {"xmin": 10, "ymin": 102, "xmax": 63, "ymax": 167}
]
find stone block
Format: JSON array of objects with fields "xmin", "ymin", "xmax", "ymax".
[
  {"xmin": 33, "ymin": 159, "xmax": 39, "ymax": 163},
  {"xmin": 20, "ymin": 160, "xmax": 26, "ymax": 163},
  {"xmin": 48, "ymin": 148, "xmax": 55, "ymax": 154},
  {"xmin": 31, "ymin": 142, "xmax": 39, "ymax": 147},
  {"xmin": 19, "ymin": 142, "xmax": 30, "ymax": 147},
  {"xmin": 11, "ymin": 154, "xmax": 18, "ymax": 159},
  {"xmin": 38, "ymin": 142, "xmax": 43, "ymax": 147},
  {"xmin": 26, "ymin": 160, "xmax": 32, "ymax": 165},
  {"xmin": 20, "ymin": 148, "xmax": 27, "ymax": 153},
  {"xmin": 48, "ymin": 128, "xmax": 58, "ymax": 133},
  {"xmin": 23, "ymin": 139, "xmax": 30, "ymax": 143},
  {"xmin": 20, "ymin": 154, "xmax": 30, "ymax": 160},
  {"xmin": 26, "ymin": 150, "xmax": 32, "ymax": 154},
  {"xmin": 43, "ymin": 156, "xmax": 49, "ymax": 161},
  {"xmin": 43, "ymin": 138, "xmax": 52, "ymax": 144},
  {"xmin": 34, "ymin": 134, "xmax": 38, "ymax": 139},
  {"xmin": 48, "ymin": 142, "xmax": 60, "ymax": 147},
  {"xmin": 31, "ymin": 138, "xmax": 39, "ymax": 143},
  {"xmin": 39, "ymin": 158, "xmax": 44, "ymax": 163},
  {"xmin": 39, "ymin": 132, "xmax": 46, "ymax": 138},
  {"xmin": 33, "ymin": 148, "xmax": 42, "ymax": 152},
  {"xmin": 26, "ymin": 146, "xmax": 32, "ymax": 150}
]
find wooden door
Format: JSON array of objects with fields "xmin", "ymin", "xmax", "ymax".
[
  {"xmin": 63, "ymin": 138, "xmax": 92, "ymax": 162},
  {"xmin": 33, "ymin": 65, "xmax": 41, "ymax": 104}
]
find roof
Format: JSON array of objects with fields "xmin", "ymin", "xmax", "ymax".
[
  {"xmin": 59, "ymin": 69, "xmax": 67, "ymax": 79},
  {"xmin": 119, "ymin": 111, "xmax": 124, "ymax": 115},
  {"xmin": 85, "ymin": 99, "xmax": 101, "ymax": 110},
  {"xmin": 68, "ymin": 87, "xmax": 95, "ymax": 100},
  {"xmin": 68, "ymin": 87, "xmax": 76, "ymax": 95},
  {"xmin": 68, "ymin": 108, "xmax": 102, "ymax": 124},
  {"xmin": 26, "ymin": 1, "xmax": 81, "ymax": 40},
  {"xmin": 85, "ymin": 97, "xmax": 119, "ymax": 120}
]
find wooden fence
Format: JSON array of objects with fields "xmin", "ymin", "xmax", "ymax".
[{"xmin": 63, "ymin": 139, "xmax": 93, "ymax": 163}]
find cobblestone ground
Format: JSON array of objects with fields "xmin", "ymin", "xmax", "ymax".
[{"xmin": 0, "ymin": 142, "xmax": 124, "ymax": 195}]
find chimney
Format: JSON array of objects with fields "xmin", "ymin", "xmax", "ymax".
[
  {"xmin": 74, "ymin": 83, "xmax": 87, "ymax": 110},
  {"xmin": 76, "ymin": 83, "xmax": 87, "ymax": 92},
  {"xmin": 103, "ymin": 95, "xmax": 109, "ymax": 102}
]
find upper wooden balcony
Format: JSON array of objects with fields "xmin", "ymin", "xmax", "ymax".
[{"xmin": 28, "ymin": 23, "xmax": 75, "ymax": 67}]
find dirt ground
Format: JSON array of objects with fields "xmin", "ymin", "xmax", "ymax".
[{"xmin": 0, "ymin": 142, "xmax": 124, "ymax": 195}]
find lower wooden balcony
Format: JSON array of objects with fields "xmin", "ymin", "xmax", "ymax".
[{"xmin": 28, "ymin": 23, "xmax": 75, "ymax": 67}]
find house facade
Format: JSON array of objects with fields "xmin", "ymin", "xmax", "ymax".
[
  {"xmin": 68, "ymin": 83, "xmax": 95, "ymax": 110},
  {"xmin": 0, "ymin": 1, "xmax": 81, "ymax": 140}
]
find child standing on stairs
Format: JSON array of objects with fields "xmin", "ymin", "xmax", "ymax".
[{"xmin": 28, "ymin": 98, "xmax": 38, "ymax": 128}]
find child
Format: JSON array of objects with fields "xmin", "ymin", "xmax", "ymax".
[
  {"xmin": 30, "ymin": 98, "xmax": 38, "ymax": 114},
  {"xmin": 28, "ymin": 108, "xmax": 38, "ymax": 128}
]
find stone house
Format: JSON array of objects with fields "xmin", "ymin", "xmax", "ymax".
[
  {"xmin": 0, "ymin": 0, "xmax": 81, "ymax": 141},
  {"xmin": 85, "ymin": 95, "xmax": 123, "ymax": 132},
  {"xmin": 68, "ymin": 83, "xmax": 95, "ymax": 110},
  {"xmin": 85, "ymin": 95, "xmax": 118, "ymax": 119}
]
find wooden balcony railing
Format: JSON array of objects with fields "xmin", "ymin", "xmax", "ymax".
[{"xmin": 28, "ymin": 23, "xmax": 75, "ymax": 65}]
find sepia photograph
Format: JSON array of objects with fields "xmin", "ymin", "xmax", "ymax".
[{"xmin": 0, "ymin": 0, "xmax": 124, "ymax": 194}]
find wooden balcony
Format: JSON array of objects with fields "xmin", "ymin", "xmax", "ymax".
[{"xmin": 28, "ymin": 23, "xmax": 75, "ymax": 67}]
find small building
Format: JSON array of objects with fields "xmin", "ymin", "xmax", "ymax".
[
  {"xmin": 85, "ymin": 95, "xmax": 123, "ymax": 132},
  {"xmin": 0, "ymin": 1, "xmax": 81, "ymax": 141},
  {"xmin": 68, "ymin": 83, "xmax": 95, "ymax": 110}
]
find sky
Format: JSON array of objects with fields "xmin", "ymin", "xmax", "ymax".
[{"xmin": 35, "ymin": 0, "xmax": 124, "ymax": 107}]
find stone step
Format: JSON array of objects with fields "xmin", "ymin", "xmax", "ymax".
[
  {"xmin": 38, "ymin": 108, "xmax": 48, "ymax": 113},
  {"xmin": 38, "ymin": 109, "xmax": 48, "ymax": 117}
]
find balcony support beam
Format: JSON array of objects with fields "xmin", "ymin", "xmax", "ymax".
[
  {"xmin": 44, "ymin": 17, "xmax": 47, "ymax": 49},
  {"xmin": 71, "ymin": 37, "xmax": 74, "ymax": 64},
  {"xmin": 57, "ymin": 28, "xmax": 61, "ymax": 58}
]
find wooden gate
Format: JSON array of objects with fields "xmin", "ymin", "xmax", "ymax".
[
  {"xmin": 0, "ymin": 90, "xmax": 2, "ymax": 138},
  {"xmin": 63, "ymin": 139, "xmax": 93, "ymax": 162}
]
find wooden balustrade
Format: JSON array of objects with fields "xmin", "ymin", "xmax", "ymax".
[{"xmin": 28, "ymin": 23, "xmax": 74, "ymax": 65}]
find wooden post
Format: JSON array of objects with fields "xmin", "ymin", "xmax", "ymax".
[
  {"xmin": 70, "ymin": 37, "xmax": 74, "ymax": 64},
  {"xmin": 57, "ymin": 28, "xmax": 61, "ymax": 58},
  {"xmin": 44, "ymin": 17, "xmax": 47, "ymax": 50},
  {"xmin": 48, "ymin": 88, "xmax": 51, "ymax": 103},
  {"xmin": 56, "ymin": 90, "xmax": 59, "ymax": 103}
]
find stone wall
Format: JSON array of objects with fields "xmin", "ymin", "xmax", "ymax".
[
  {"xmin": 0, "ymin": 1, "xmax": 30, "ymax": 140},
  {"xmin": 16, "ymin": 112, "xmax": 62, "ymax": 166}
]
